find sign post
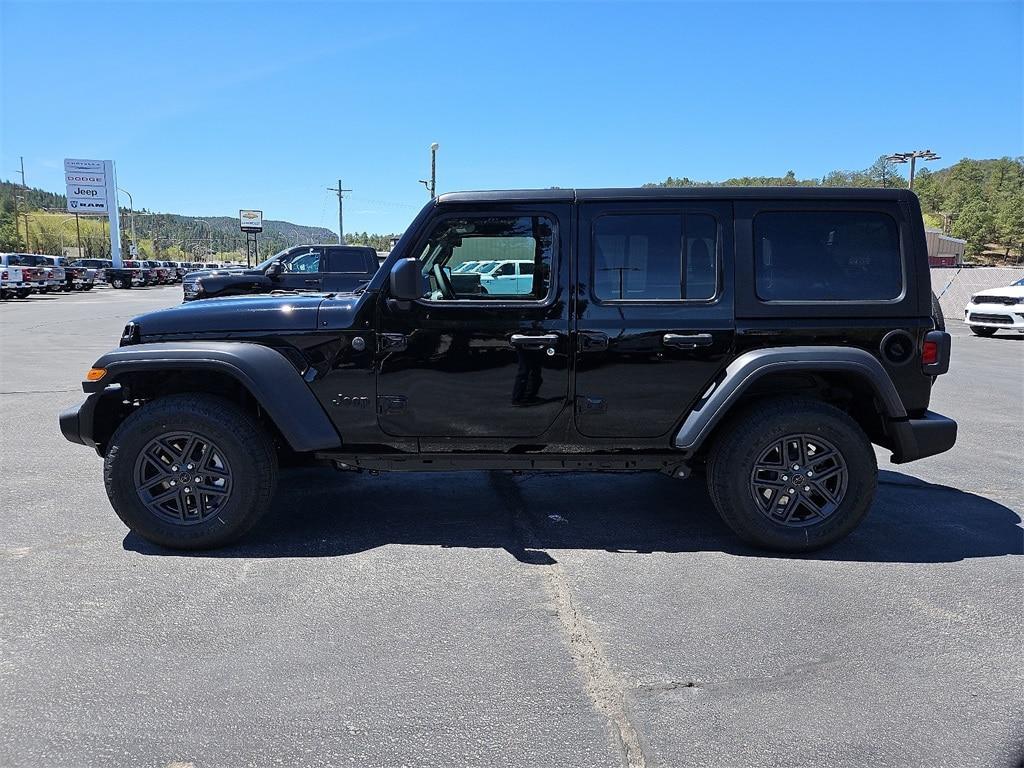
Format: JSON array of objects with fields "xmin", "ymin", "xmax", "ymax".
[
  {"xmin": 240, "ymin": 209, "xmax": 263, "ymax": 268},
  {"xmin": 65, "ymin": 158, "xmax": 123, "ymax": 267}
]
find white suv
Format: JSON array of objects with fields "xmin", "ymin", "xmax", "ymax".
[{"xmin": 964, "ymin": 277, "xmax": 1024, "ymax": 336}]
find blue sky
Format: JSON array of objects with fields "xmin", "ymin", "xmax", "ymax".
[{"xmin": 2, "ymin": 1, "xmax": 1021, "ymax": 234}]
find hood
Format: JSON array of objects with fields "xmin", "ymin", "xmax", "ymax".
[
  {"xmin": 132, "ymin": 293, "xmax": 331, "ymax": 337},
  {"xmin": 973, "ymin": 285, "xmax": 1024, "ymax": 299},
  {"xmin": 185, "ymin": 268, "xmax": 257, "ymax": 278}
]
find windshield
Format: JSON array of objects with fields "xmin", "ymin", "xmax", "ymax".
[
  {"xmin": 1014, "ymin": 277, "xmax": 1024, "ymax": 287},
  {"xmin": 254, "ymin": 248, "xmax": 293, "ymax": 271}
]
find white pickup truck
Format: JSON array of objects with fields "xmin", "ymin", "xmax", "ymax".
[
  {"xmin": 1, "ymin": 263, "xmax": 27, "ymax": 299},
  {"xmin": 0, "ymin": 253, "xmax": 53, "ymax": 298}
]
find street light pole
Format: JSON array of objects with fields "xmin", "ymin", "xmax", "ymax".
[
  {"xmin": 886, "ymin": 149, "xmax": 941, "ymax": 190},
  {"xmin": 118, "ymin": 187, "xmax": 136, "ymax": 253},
  {"xmin": 419, "ymin": 142, "xmax": 440, "ymax": 198}
]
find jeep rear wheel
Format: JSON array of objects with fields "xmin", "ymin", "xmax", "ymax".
[
  {"xmin": 970, "ymin": 326, "xmax": 997, "ymax": 337},
  {"xmin": 707, "ymin": 397, "xmax": 877, "ymax": 552},
  {"xmin": 103, "ymin": 394, "xmax": 277, "ymax": 549}
]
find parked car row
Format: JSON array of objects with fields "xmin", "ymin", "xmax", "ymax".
[{"xmin": 0, "ymin": 254, "xmax": 213, "ymax": 298}]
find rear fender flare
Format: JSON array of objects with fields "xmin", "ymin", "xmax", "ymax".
[{"xmin": 674, "ymin": 346, "xmax": 907, "ymax": 453}]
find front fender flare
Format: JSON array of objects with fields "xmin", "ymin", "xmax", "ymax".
[
  {"xmin": 673, "ymin": 346, "xmax": 907, "ymax": 453},
  {"xmin": 84, "ymin": 341, "xmax": 341, "ymax": 452}
]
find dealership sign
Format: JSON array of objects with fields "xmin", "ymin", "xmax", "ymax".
[
  {"xmin": 240, "ymin": 209, "xmax": 263, "ymax": 233},
  {"xmin": 64, "ymin": 158, "xmax": 110, "ymax": 214},
  {"xmin": 64, "ymin": 157, "xmax": 124, "ymax": 267}
]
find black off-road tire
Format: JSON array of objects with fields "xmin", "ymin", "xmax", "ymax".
[
  {"xmin": 930, "ymin": 290, "xmax": 945, "ymax": 332},
  {"xmin": 707, "ymin": 397, "xmax": 877, "ymax": 552},
  {"xmin": 15, "ymin": 289, "xmax": 31, "ymax": 299},
  {"xmin": 970, "ymin": 325, "xmax": 997, "ymax": 337},
  {"xmin": 103, "ymin": 393, "xmax": 277, "ymax": 549}
]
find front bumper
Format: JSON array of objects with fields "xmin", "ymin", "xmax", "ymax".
[
  {"xmin": 59, "ymin": 392, "xmax": 102, "ymax": 453},
  {"xmin": 964, "ymin": 302, "xmax": 1024, "ymax": 330},
  {"xmin": 888, "ymin": 411, "xmax": 958, "ymax": 464}
]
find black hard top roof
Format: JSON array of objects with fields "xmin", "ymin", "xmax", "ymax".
[{"xmin": 437, "ymin": 187, "xmax": 915, "ymax": 203}]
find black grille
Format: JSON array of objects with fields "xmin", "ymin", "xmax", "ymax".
[
  {"xmin": 974, "ymin": 295, "xmax": 1020, "ymax": 305},
  {"xmin": 969, "ymin": 313, "xmax": 1013, "ymax": 324}
]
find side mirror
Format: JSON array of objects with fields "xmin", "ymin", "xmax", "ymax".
[
  {"xmin": 266, "ymin": 262, "xmax": 283, "ymax": 277},
  {"xmin": 389, "ymin": 258, "xmax": 426, "ymax": 301}
]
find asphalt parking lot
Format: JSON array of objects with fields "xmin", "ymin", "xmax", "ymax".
[{"xmin": 1, "ymin": 286, "xmax": 1022, "ymax": 768}]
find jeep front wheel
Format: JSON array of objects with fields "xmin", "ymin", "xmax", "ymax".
[
  {"xmin": 103, "ymin": 393, "xmax": 277, "ymax": 549},
  {"xmin": 707, "ymin": 397, "xmax": 877, "ymax": 552}
]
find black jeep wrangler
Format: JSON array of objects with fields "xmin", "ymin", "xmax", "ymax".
[
  {"xmin": 182, "ymin": 244, "xmax": 379, "ymax": 301},
  {"xmin": 60, "ymin": 188, "xmax": 956, "ymax": 552}
]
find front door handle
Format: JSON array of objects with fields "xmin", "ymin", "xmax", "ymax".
[
  {"xmin": 510, "ymin": 333, "xmax": 559, "ymax": 348},
  {"xmin": 663, "ymin": 333, "xmax": 714, "ymax": 349},
  {"xmin": 304, "ymin": 278, "xmax": 319, "ymax": 285}
]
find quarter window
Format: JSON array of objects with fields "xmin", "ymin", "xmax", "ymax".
[
  {"xmin": 417, "ymin": 216, "xmax": 555, "ymax": 301},
  {"xmin": 754, "ymin": 211, "xmax": 903, "ymax": 302},
  {"xmin": 593, "ymin": 213, "xmax": 717, "ymax": 301}
]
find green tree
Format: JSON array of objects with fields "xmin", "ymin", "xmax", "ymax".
[
  {"xmin": 994, "ymin": 194, "xmax": 1024, "ymax": 257},
  {"xmin": 952, "ymin": 200, "xmax": 997, "ymax": 257}
]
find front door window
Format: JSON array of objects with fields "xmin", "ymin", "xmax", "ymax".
[{"xmin": 416, "ymin": 216, "xmax": 555, "ymax": 301}]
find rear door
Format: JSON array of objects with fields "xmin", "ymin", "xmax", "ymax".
[
  {"xmin": 321, "ymin": 247, "xmax": 376, "ymax": 292},
  {"xmin": 575, "ymin": 201, "xmax": 735, "ymax": 438}
]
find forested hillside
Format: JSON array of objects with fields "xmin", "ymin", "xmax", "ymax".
[
  {"xmin": 647, "ymin": 156, "xmax": 1024, "ymax": 261},
  {"xmin": 0, "ymin": 181, "xmax": 399, "ymax": 261},
  {"xmin": 3, "ymin": 156, "xmax": 1020, "ymax": 262}
]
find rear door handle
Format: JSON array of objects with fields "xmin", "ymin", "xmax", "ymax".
[
  {"xmin": 663, "ymin": 333, "xmax": 714, "ymax": 349},
  {"xmin": 304, "ymin": 278, "xmax": 319, "ymax": 285},
  {"xmin": 510, "ymin": 333, "xmax": 559, "ymax": 348}
]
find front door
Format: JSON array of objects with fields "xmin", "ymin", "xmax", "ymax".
[
  {"xmin": 376, "ymin": 206, "xmax": 571, "ymax": 438},
  {"xmin": 275, "ymin": 246, "xmax": 323, "ymax": 291},
  {"xmin": 575, "ymin": 201, "xmax": 735, "ymax": 438}
]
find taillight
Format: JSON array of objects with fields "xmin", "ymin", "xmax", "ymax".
[
  {"xmin": 921, "ymin": 340, "xmax": 938, "ymax": 366},
  {"xmin": 1, "ymin": 270, "xmax": 7, "ymax": 280}
]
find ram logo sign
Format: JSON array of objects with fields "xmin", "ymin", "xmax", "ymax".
[{"xmin": 239, "ymin": 209, "xmax": 263, "ymax": 233}]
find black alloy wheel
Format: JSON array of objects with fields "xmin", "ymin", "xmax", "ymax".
[
  {"xmin": 133, "ymin": 431, "xmax": 233, "ymax": 525},
  {"xmin": 749, "ymin": 433, "xmax": 848, "ymax": 527}
]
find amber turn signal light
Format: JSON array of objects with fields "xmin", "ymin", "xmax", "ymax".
[{"xmin": 85, "ymin": 368, "xmax": 107, "ymax": 382}]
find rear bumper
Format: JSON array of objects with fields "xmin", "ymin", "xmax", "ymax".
[{"xmin": 888, "ymin": 411, "xmax": 957, "ymax": 464}]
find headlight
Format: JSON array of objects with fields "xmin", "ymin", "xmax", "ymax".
[{"xmin": 120, "ymin": 322, "xmax": 140, "ymax": 346}]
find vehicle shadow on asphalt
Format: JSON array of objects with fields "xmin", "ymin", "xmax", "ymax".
[{"xmin": 123, "ymin": 468, "xmax": 1023, "ymax": 563}]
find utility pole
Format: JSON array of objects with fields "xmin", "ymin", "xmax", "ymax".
[
  {"xmin": 886, "ymin": 149, "xmax": 940, "ymax": 190},
  {"xmin": 327, "ymin": 179, "xmax": 352, "ymax": 244},
  {"xmin": 18, "ymin": 156, "xmax": 26, "ymax": 187}
]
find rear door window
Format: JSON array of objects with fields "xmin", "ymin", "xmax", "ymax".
[
  {"xmin": 754, "ymin": 211, "xmax": 903, "ymax": 302},
  {"xmin": 592, "ymin": 213, "xmax": 718, "ymax": 301},
  {"xmin": 326, "ymin": 248, "xmax": 372, "ymax": 273}
]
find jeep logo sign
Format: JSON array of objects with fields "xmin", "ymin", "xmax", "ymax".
[{"xmin": 239, "ymin": 209, "xmax": 263, "ymax": 233}]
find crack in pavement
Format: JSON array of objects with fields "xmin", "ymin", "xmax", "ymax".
[{"xmin": 489, "ymin": 471, "xmax": 648, "ymax": 768}]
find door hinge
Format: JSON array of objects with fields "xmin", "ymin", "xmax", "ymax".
[
  {"xmin": 378, "ymin": 333, "xmax": 408, "ymax": 352},
  {"xmin": 377, "ymin": 395, "xmax": 407, "ymax": 415},
  {"xmin": 575, "ymin": 396, "xmax": 606, "ymax": 414}
]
